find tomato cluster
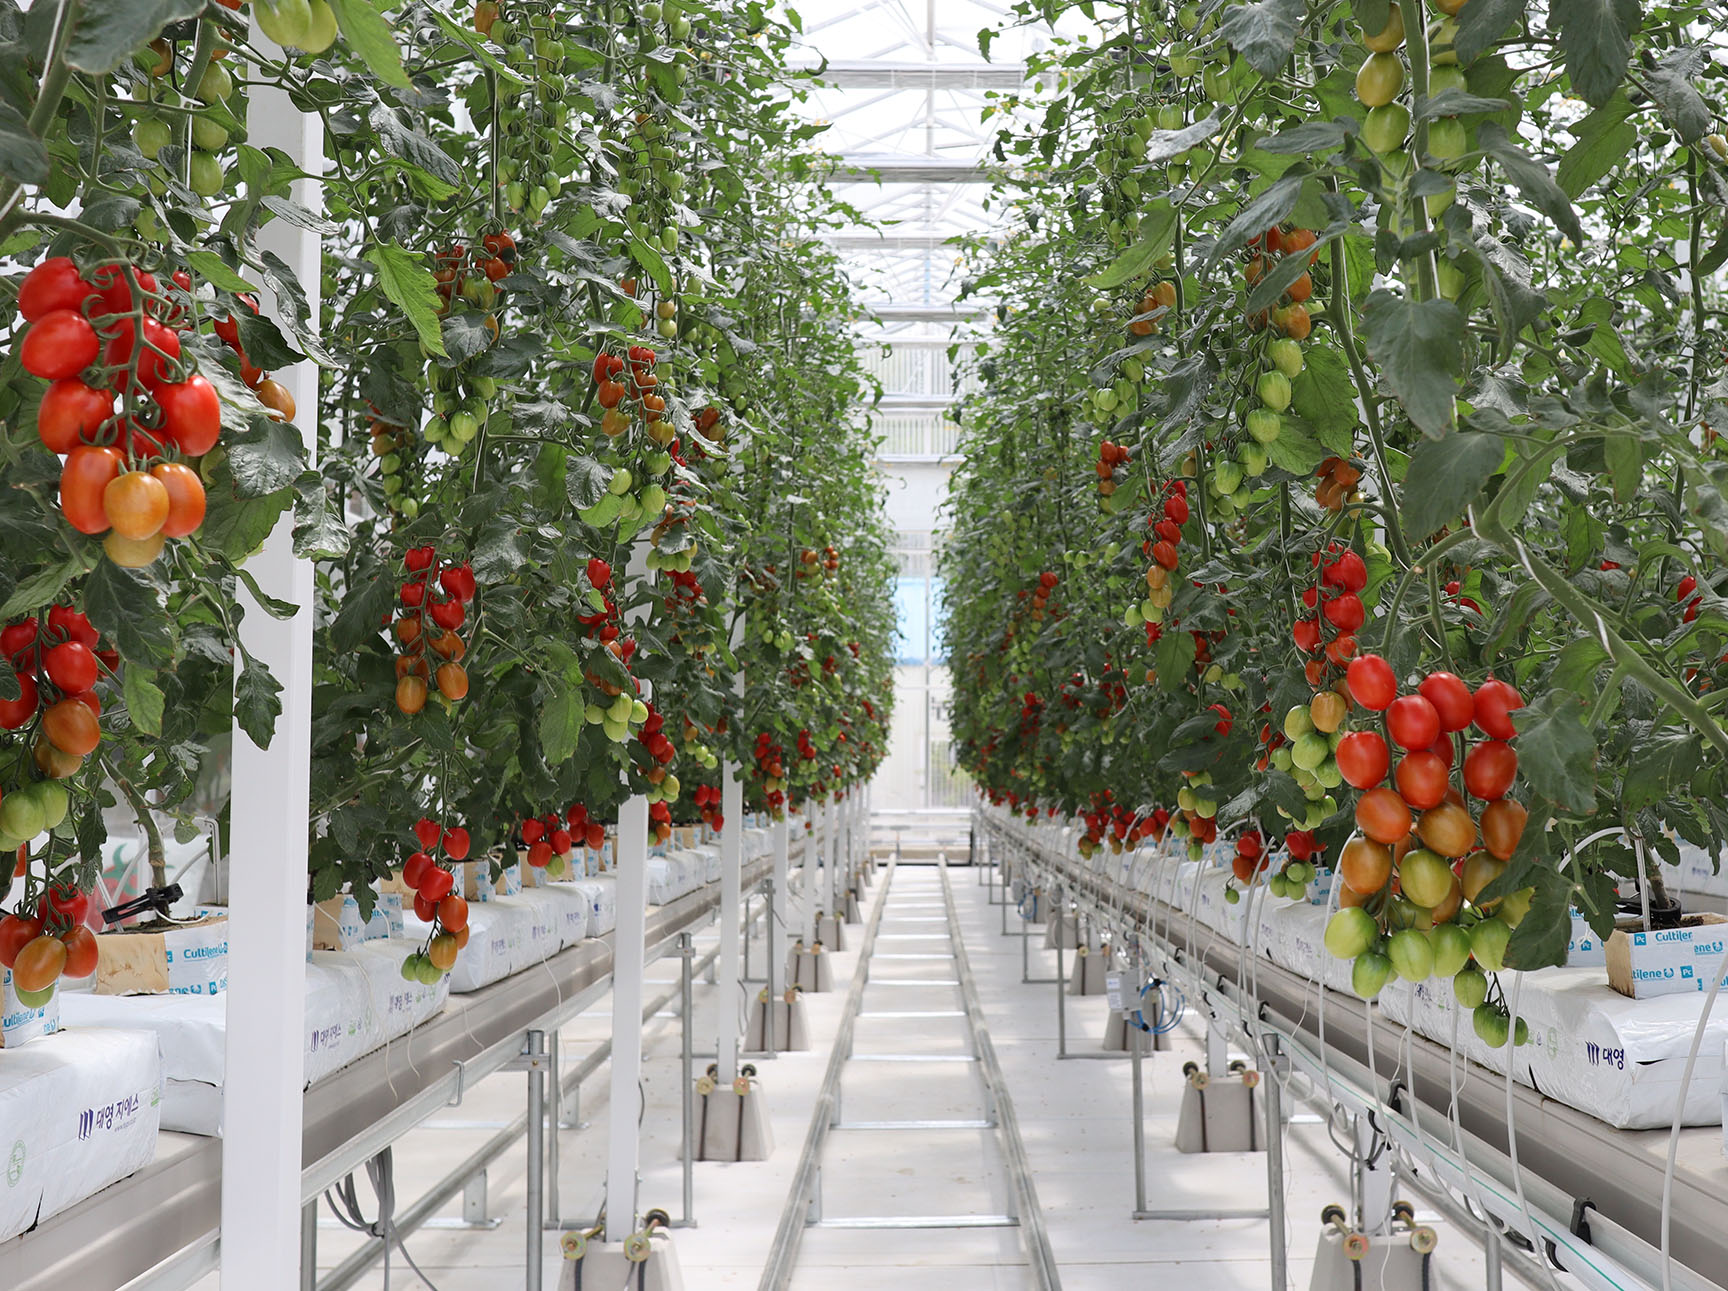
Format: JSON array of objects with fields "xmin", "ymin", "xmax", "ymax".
[
  {"xmin": 1293, "ymin": 543, "xmax": 1367, "ymax": 686},
  {"xmin": 1078, "ymin": 795, "xmax": 1165, "ymax": 858},
  {"xmin": 1319, "ymin": 654, "xmax": 1534, "ymax": 1043},
  {"xmin": 1094, "ymin": 439, "xmax": 1131, "ymax": 500},
  {"xmin": 0, "ymin": 882, "xmax": 97, "ymax": 1004},
  {"xmin": 1, "ymin": 607, "xmax": 114, "ymax": 783},
  {"xmin": 1244, "ymin": 224, "xmax": 1317, "ymax": 339},
  {"xmin": 391, "ymin": 547, "xmax": 475, "ymax": 715},
  {"xmin": 432, "ymin": 231, "xmax": 515, "ymax": 318},
  {"xmin": 688, "ymin": 782, "xmax": 724, "ymax": 832},
  {"xmin": 16, "ymin": 258, "xmax": 222, "ymax": 565},
  {"xmin": 794, "ymin": 545, "xmax": 839, "ymax": 581},
  {"xmin": 520, "ymin": 802, "xmax": 607, "ymax": 875},
  {"xmin": 400, "ymin": 817, "xmax": 472, "ymax": 981},
  {"xmin": 750, "ymin": 731, "xmax": 789, "ymax": 815},
  {"xmin": 1128, "ymin": 280, "xmax": 1176, "ymax": 337},
  {"xmin": 1137, "ymin": 480, "xmax": 1187, "ymax": 630}
]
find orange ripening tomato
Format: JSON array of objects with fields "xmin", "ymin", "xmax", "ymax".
[
  {"xmin": 151, "ymin": 462, "xmax": 207, "ymax": 537},
  {"xmin": 42, "ymin": 698, "xmax": 101, "ymax": 756},
  {"xmin": 59, "ymin": 445, "xmax": 124, "ymax": 534},
  {"xmin": 103, "ymin": 470, "xmax": 170, "ymax": 540},
  {"xmin": 12, "ymin": 934, "xmax": 67, "ymax": 993}
]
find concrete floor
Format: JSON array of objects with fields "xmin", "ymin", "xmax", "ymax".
[{"xmin": 198, "ymin": 858, "xmax": 1548, "ymax": 1290}]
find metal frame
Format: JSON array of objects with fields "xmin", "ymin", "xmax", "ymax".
[{"xmin": 983, "ymin": 810, "xmax": 1728, "ymax": 1291}]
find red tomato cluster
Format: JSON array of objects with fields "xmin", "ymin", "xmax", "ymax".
[
  {"xmin": 639, "ymin": 702, "xmax": 675, "ymax": 766},
  {"xmin": 1292, "ymin": 542, "xmax": 1367, "ymax": 686},
  {"xmin": 1141, "ymin": 480, "xmax": 1188, "ymax": 626},
  {"xmin": 1095, "ymin": 439, "xmax": 1131, "ymax": 498},
  {"xmin": 1, "ymin": 606, "xmax": 114, "ymax": 778},
  {"xmin": 392, "ymin": 547, "xmax": 475, "ymax": 714},
  {"xmin": 432, "ymin": 230, "xmax": 516, "ymax": 335},
  {"xmin": 1336, "ymin": 654, "xmax": 1531, "ymax": 915},
  {"xmin": 689, "ymin": 783, "xmax": 725, "ymax": 832},
  {"xmin": 1077, "ymin": 796, "xmax": 1164, "ymax": 857},
  {"xmin": 1676, "ymin": 573, "xmax": 1703, "ymax": 623},
  {"xmin": 751, "ymin": 732, "xmax": 789, "ymax": 815},
  {"xmin": 1244, "ymin": 224, "xmax": 1318, "ymax": 337},
  {"xmin": 593, "ymin": 343, "xmax": 674, "ymax": 445},
  {"xmin": 520, "ymin": 803, "xmax": 608, "ymax": 868},
  {"xmin": 1, "ymin": 884, "xmax": 98, "ymax": 1002},
  {"xmin": 15, "ymin": 258, "xmax": 222, "ymax": 565},
  {"xmin": 1230, "ymin": 829, "xmax": 1268, "ymax": 882}
]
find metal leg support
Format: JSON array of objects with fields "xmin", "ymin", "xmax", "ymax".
[
  {"xmin": 545, "ymin": 1028, "xmax": 561, "ymax": 1226},
  {"xmin": 679, "ymin": 931, "xmax": 696, "ymax": 1227},
  {"xmin": 1264, "ymin": 1036, "xmax": 1288, "ymax": 1290},
  {"xmin": 300, "ymin": 1199, "xmax": 317, "ymax": 1291},
  {"xmin": 1055, "ymin": 930, "xmax": 1067, "ymax": 1059},
  {"xmin": 524, "ymin": 1030, "xmax": 545, "ymax": 1291}
]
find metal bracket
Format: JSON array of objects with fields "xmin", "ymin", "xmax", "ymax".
[{"xmin": 445, "ymin": 1060, "xmax": 466, "ymax": 1108}]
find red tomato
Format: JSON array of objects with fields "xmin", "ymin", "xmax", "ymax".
[
  {"xmin": 1152, "ymin": 540, "xmax": 1179, "ymax": 571},
  {"xmin": 1292, "ymin": 616, "xmax": 1321, "ymax": 652},
  {"xmin": 1346, "ymin": 653, "xmax": 1397, "ymax": 710},
  {"xmin": 1323, "ymin": 591, "xmax": 1364, "ymax": 631},
  {"xmin": 43, "ymin": 698, "xmax": 101, "ymax": 756},
  {"xmin": 59, "ymin": 445, "xmax": 123, "ymax": 534},
  {"xmin": 0, "ymin": 671, "xmax": 39, "ymax": 729},
  {"xmin": 104, "ymin": 316, "xmax": 182, "ymax": 386},
  {"xmin": 437, "ymin": 894, "xmax": 469, "ymax": 932},
  {"xmin": 402, "ymin": 850, "xmax": 434, "ymax": 889},
  {"xmin": 151, "ymin": 462, "xmax": 206, "ymax": 538},
  {"xmin": 89, "ymin": 264, "xmax": 159, "ymax": 319},
  {"xmin": 1473, "ymin": 679, "xmax": 1523, "ymax": 740},
  {"xmin": 0, "ymin": 912, "xmax": 45, "ymax": 968},
  {"xmin": 22, "ymin": 309, "xmax": 100, "ymax": 380},
  {"xmin": 1463, "ymin": 740, "xmax": 1518, "ymax": 801},
  {"xmin": 419, "ymin": 865, "xmax": 455, "ymax": 901},
  {"xmin": 47, "ymin": 605, "xmax": 98, "ymax": 648},
  {"xmin": 1394, "ymin": 750, "xmax": 1449, "ymax": 809},
  {"xmin": 1386, "ymin": 694, "xmax": 1441, "ymax": 751},
  {"xmin": 12, "ymin": 933, "xmax": 67, "ymax": 992},
  {"xmin": 585, "ymin": 822, "xmax": 605, "ymax": 850},
  {"xmin": 442, "ymin": 827, "xmax": 471, "ymax": 860},
  {"xmin": 153, "ymin": 374, "xmax": 222, "ymax": 455},
  {"xmin": 1335, "ymin": 730, "xmax": 1390, "ymax": 789},
  {"xmin": 18, "ymin": 257, "xmax": 94, "ymax": 321},
  {"xmin": 35, "ymin": 379, "xmax": 114, "ymax": 454},
  {"xmin": 43, "ymin": 639, "xmax": 99, "ymax": 693},
  {"xmin": 60, "ymin": 925, "xmax": 98, "ymax": 978},
  {"xmin": 38, "ymin": 886, "xmax": 90, "ymax": 926},
  {"xmin": 413, "ymin": 892, "xmax": 440, "ymax": 922},
  {"xmin": 1417, "ymin": 671, "xmax": 1474, "ymax": 731}
]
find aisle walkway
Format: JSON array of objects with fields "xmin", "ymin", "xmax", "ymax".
[{"xmin": 252, "ymin": 849, "xmax": 1543, "ymax": 1290}]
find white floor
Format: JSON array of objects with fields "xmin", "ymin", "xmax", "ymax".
[{"xmin": 199, "ymin": 858, "xmax": 1548, "ymax": 1290}]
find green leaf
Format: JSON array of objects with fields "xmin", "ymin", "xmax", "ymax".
[
  {"xmin": 292, "ymin": 472, "xmax": 350, "ymax": 559},
  {"xmin": 84, "ymin": 563, "xmax": 175, "ymax": 669},
  {"xmin": 1207, "ymin": 171, "xmax": 1304, "ymax": 273},
  {"xmin": 565, "ymin": 455, "xmax": 611, "ymax": 510},
  {"xmin": 0, "ymin": 552, "xmax": 90, "ymax": 619},
  {"xmin": 1402, "ymin": 431, "xmax": 1504, "ymax": 542},
  {"xmin": 1265, "ymin": 418, "xmax": 1325, "ymax": 474},
  {"xmin": 122, "ymin": 666, "xmax": 166, "ymax": 736},
  {"xmin": 64, "ymin": 0, "xmax": 203, "ymax": 74},
  {"xmin": 0, "ymin": 101, "xmax": 49, "ymax": 186},
  {"xmin": 1084, "ymin": 203, "xmax": 1176, "ymax": 289},
  {"xmin": 1454, "ymin": 0, "xmax": 1525, "ymax": 66},
  {"xmin": 184, "ymin": 249, "xmax": 257, "ymax": 295},
  {"xmin": 1288, "ymin": 345, "xmax": 1359, "ymax": 457},
  {"xmin": 328, "ymin": 0, "xmax": 410, "ymax": 88},
  {"xmin": 1504, "ymin": 875, "xmax": 1573, "ymax": 971},
  {"xmin": 227, "ymin": 416, "xmax": 306, "ymax": 497},
  {"xmin": 1644, "ymin": 47, "xmax": 1710, "ymax": 144},
  {"xmin": 1141, "ymin": 116, "xmax": 1223, "ymax": 166},
  {"xmin": 365, "ymin": 242, "xmax": 449, "ymax": 358},
  {"xmin": 1556, "ymin": 96, "xmax": 1636, "ymax": 198},
  {"xmin": 258, "ymin": 250, "xmax": 335, "ymax": 366},
  {"xmin": 1470, "ymin": 235, "xmax": 1547, "ymax": 360},
  {"xmin": 627, "ymin": 235, "xmax": 675, "ymax": 296},
  {"xmin": 201, "ymin": 480, "xmax": 290, "ymax": 563},
  {"xmin": 1153, "ymin": 629, "xmax": 1196, "ymax": 692},
  {"xmin": 1623, "ymin": 728, "xmax": 1700, "ymax": 812},
  {"xmin": 1551, "ymin": 637, "xmax": 1609, "ymax": 695},
  {"xmin": 1548, "ymin": 0, "xmax": 1639, "ymax": 108},
  {"xmin": 1603, "ymin": 432, "xmax": 1640, "ymax": 503},
  {"xmin": 539, "ymin": 642, "xmax": 583, "ymax": 764},
  {"xmin": 1359, "ymin": 290, "xmax": 1465, "ymax": 439},
  {"xmin": 442, "ymin": 311, "xmax": 494, "ymax": 363},
  {"xmin": 1476, "ymin": 124, "xmax": 1585, "ymax": 245},
  {"xmin": 235, "ymin": 567, "xmax": 299, "ymax": 621},
  {"xmin": 1218, "ymin": 0, "xmax": 1304, "ymax": 79},
  {"xmin": 1512, "ymin": 688, "xmax": 1598, "ymax": 814},
  {"xmin": 234, "ymin": 652, "xmax": 284, "ymax": 750},
  {"xmin": 1259, "ymin": 121, "xmax": 1350, "ymax": 156}
]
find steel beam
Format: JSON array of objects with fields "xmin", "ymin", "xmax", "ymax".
[{"xmin": 795, "ymin": 60, "xmax": 1027, "ymax": 89}]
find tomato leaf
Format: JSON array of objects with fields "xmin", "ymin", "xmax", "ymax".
[
  {"xmin": 1454, "ymin": 0, "xmax": 1526, "ymax": 66},
  {"xmin": 1218, "ymin": 0, "xmax": 1304, "ymax": 79},
  {"xmin": 0, "ymin": 101, "xmax": 49, "ymax": 186},
  {"xmin": 1512, "ymin": 688, "xmax": 1598, "ymax": 814},
  {"xmin": 258, "ymin": 250, "xmax": 335, "ymax": 367},
  {"xmin": 1643, "ymin": 46, "xmax": 1710, "ymax": 144},
  {"xmin": 84, "ymin": 563, "xmax": 176, "ymax": 670},
  {"xmin": 1556, "ymin": 95, "xmax": 1637, "ymax": 198},
  {"xmin": 565, "ymin": 455, "xmax": 612, "ymax": 511},
  {"xmin": 365, "ymin": 241, "xmax": 449, "ymax": 359},
  {"xmin": 1083, "ymin": 202, "xmax": 1176, "ymax": 289},
  {"xmin": 64, "ymin": 0, "xmax": 204, "ymax": 74},
  {"xmin": 1142, "ymin": 116, "xmax": 1223, "ymax": 166},
  {"xmin": 1547, "ymin": 0, "xmax": 1639, "ymax": 108},
  {"xmin": 1623, "ymin": 728, "xmax": 1701, "ymax": 813},
  {"xmin": 1401, "ymin": 431, "xmax": 1504, "ymax": 542},
  {"xmin": 328, "ymin": 0, "xmax": 411, "ymax": 89},
  {"xmin": 1206, "ymin": 170, "xmax": 1305, "ymax": 274},
  {"xmin": 1504, "ymin": 874, "xmax": 1574, "ymax": 971},
  {"xmin": 184, "ymin": 249, "xmax": 258, "ymax": 295},
  {"xmin": 123, "ymin": 665, "xmax": 166, "ymax": 737},
  {"xmin": 539, "ymin": 642, "xmax": 584, "ymax": 765},
  {"xmin": 0, "ymin": 552, "xmax": 92, "ymax": 620},
  {"xmin": 442, "ymin": 311, "xmax": 494, "ymax": 363},
  {"xmin": 1476, "ymin": 124, "xmax": 1585, "ymax": 246},
  {"xmin": 1259, "ymin": 121, "xmax": 1351, "ymax": 156},
  {"xmin": 292, "ymin": 472, "xmax": 350, "ymax": 559},
  {"xmin": 1288, "ymin": 345, "xmax": 1357, "ymax": 457},
  {"xmin": 227, "ymin": 416, "xmax": 306, "ymax": 497},
  {"xmin": 1265, "ymin": 418, "xmax": 1325, "ymax": 475},
  {"xmin": 1359, "ymin": 290, "xmax": 1465, "ymax": 439},
  {"xmin": 1153, "ymin": 629, "xmax": 1196, "ymax": 692},
  {"xmin": 234, "ymin": 649, "xmax": 284, "ymax": 750}
]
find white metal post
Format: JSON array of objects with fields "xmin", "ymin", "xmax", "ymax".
[
  {"xmin": 222, "ymin": 30, "xmax": 322, "ymax": 1291},
  {"xmin": 806, "ymin": 805, "xmax": 820, "ymax": 943},
  {"xmin": 828, "ymin": 797, "xmax": 841, "ymax": 916},
  {"xmin": 771, "ymin": 815, "xmax": 789, "ymax": 1002},
  {"xmin": 718, "ymin": 761, "xmax": 742, "ymax": 1080},
  {"xmin": 606, "ymin": 793, "xmax": 651, "ymax": 1235}
]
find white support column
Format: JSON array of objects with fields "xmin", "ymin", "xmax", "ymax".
[
  {"xmin": 806, "ymin": 804, "xmax": 820, "ymax": 942},
  {"xmin": 770, "ymin": 815, "xmax": 789, "ymax": 1001},
  {"xmin": 717, "ymin": 761, "xmax": 743, "ymax": 1081},
  {"xmin": 606, "ymin": 792, "xmax": 651, "ymax": 1235},
  {"xmin": 827, "ymin": 797, "xmax": 841, "ymax": 915},
  {"xmin": 222, "ymin": 32, "xmax": 321, "ymax": 1291}
]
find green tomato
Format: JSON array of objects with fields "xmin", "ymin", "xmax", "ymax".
[
  {"xmin": 1398, "ymin": 847, "xmax": 1454, "ymax": 908},
  {"xmin": 1283, "ymin": 704, "xmax": 1315, "ymax": 740},
  {"xmin": 1256, "ymin": 369, "xmax": 1292, "ymax": 412},
  {"xmin": 400, "ymin": 953, "xmax": 424, "ymax": 982},
  {"xmin": 1292, "ymin": 731, "xmax": 1331, "ymax": 771},
  {"xmin": 1246, "ymin": 408, "xmax": 1282, "ymax": 445},
  {"xmin": 15, "ymin": 982, "xmax": 55, "ymax": 1008},
  {"xmin": 1240, "ymin": 442, "xmax": 1270, "ymax": 477},
  {"xmin": 1324, "ymin": 907, "xmax": 1377, "ymax": 960},
  {"xmin": 0, "ymin": 793, "xmax": 45, "ymax": 842},
  {"xmin": 1168, "ymin": 42, "xmax": 1201, "ymax": 77},
  {"xmin": 1213, "ymin": 461, "xmax": 1243, "ymax": 495},
  {"xmin": 417, "ymin": 956, "xmax": 445, "ymax": 985},
  {"xmin": 1362, "ymin": 103, "xmax": 1411, "ymax": 154},
  {"xmin": 1352, "ymin": 950, "xmax": 1393, "ymax": 1000},
  {"xmin": 1453, "ymin": 965, "xmax": 1489, "ymax": 1009},
  {"xmin": 1270, "ymin": 746, "xmax": 1294, "ymax": 772},
  {"xmin": 1430, "ymin": 923, "xmax": 1473, "ymax": 978},
  {"xmin": 585, "ymin": 704, "xmax": 607, "ymax": 725},
  {"xmin": 135, "ymin": 118, "xmax": 172, "ymax": 159},
  {"xmin": 608, "ymin": 468, "xmax": 634, "ymax": 496},
  {"xmin": 301, "ymin": 0, "xmax": 339, "ymax": 53},
  {"xmin": 639, "ymin": 483, "xmax": 668, "ymax": 516},
  {"xmin": 191, "ymin": 115, "xmax": 229, "ymax": 151},
  {"xmin": 1427, "ymin": 117, "xmax": 1469, "ymax": 167},
  {"xmin": 630, "ymin": 699, "xmax": 649, "ymax": 725},
  {"xmin": 1387, "ymin": 928, "xmax": 1435, "ymax": 981},
  {"xmin": 1470, "ymin": 917, "xmax": 1511, "ymax": 972},
  {"xmin": 1472, "ymin": 1003, "xmax": 1510, "ymax": 1048},
  {"xmin": 197, "ymin": 62, "xmax": 234, "ymax": 104},
  {"xmin": 1267, "ymin": 338, "xmax": 1304, "ymax": 378},
  {"xmin": 189, "ymin": 151, "xmax": 225, "ymax": 197},
  {"xmin": 1224, "ymin": 885, "xmax": 1241, "ymax": 905},
  {"xmin": 257, "ymin": 0, "xmax": 314, "ymax": 48}
]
